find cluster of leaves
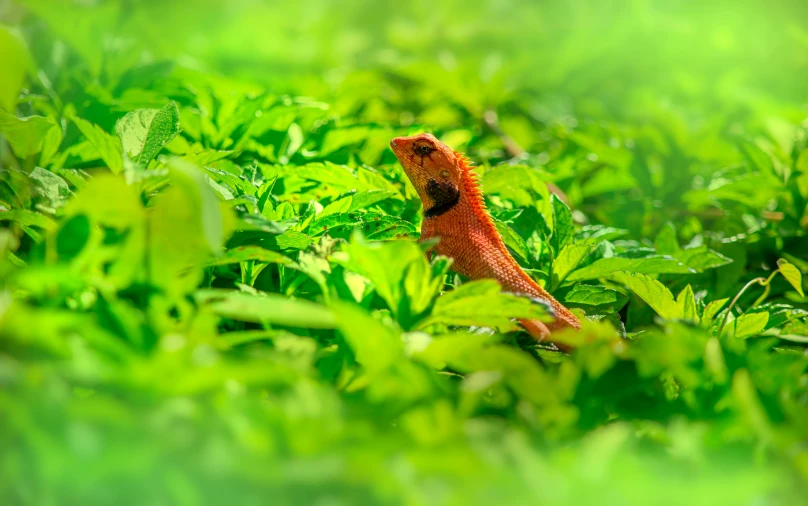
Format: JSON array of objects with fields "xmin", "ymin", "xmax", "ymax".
[{"xmin": 2, "ymin": 0, "xmax": 808, "ymax": 505}]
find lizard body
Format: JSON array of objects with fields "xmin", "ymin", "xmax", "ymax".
[{"xmin": 390, "ymin": 133, "xmax": 580, "ymax": 340}]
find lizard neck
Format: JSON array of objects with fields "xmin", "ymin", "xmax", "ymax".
[
  {"xmin": 420, "ymin": 154, "xmax": 508, "ymax": 259},
  {"xmin": 420, "ymin": 154, "xmax": 495, "ymax": 231}
]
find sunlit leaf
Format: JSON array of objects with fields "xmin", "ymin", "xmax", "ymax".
[
  {"xmin": 777, "ymin": 259, "xmax": 804, "ymax": 297},
  {"xmin": 207, "ymin": 245, "xmax": 292, "ymax": 266},
  {"xmin": 568, "ymin": 255, "xmax": 693, "ymax": 282},
  {"xmin": 493, "ymin": 217, "xmax": 530, "ymax": 262},
  {"xmin": 552, "ymin": 241, "xmax": 595, "ymax": 289},
  {"xmin": 673, "ymin": 246, "xmax": 733, "ymax": 272},
  {"xmin": 197, "ymin": 288, "xmax": 336, "ymax": 328},
  {"xmin": 166, "ymin": 157, "xmax": 230, "ymax": 254},
  {"xmin": 332, "ymin": 301, "xmax": 402, "ymax": 375},
  {"xmin": 732, "ymin": 312, "xmax": 770, "ymax": 339},
  {"xmin": 676, "ymin": 284, "xmax": 698, "ymax": 323},
  {"xmin": 339, "ymin": 236, "xmax": 444, "ymax": 326},
  {"xmin": 0, "ymin": 109, "xmax": 60, "ymax": 161},
  {"xmin": 0, "ymin": 208, "xmax": 56, "ymax": 231},
  {"xmin": 71, "ymin": 116, "xmax": 124, "ymax": 173},
  {"xmin": 116, "ymin": 102, "xmax": 181, "ymax": 166},
  {"xmin": 418, "ymin": 279, "xmax": 550, "ymax": 331},
  {"xmin": 29, "ymin": 167, "xmax": 71, "ymax": 207},
  {"xmin": 609, "ymin": 271, "xmax": 679, "ymax": 320},
  {"xmin": 550, "ymin": 194, "xmax": 573, "ymax": 254},
  {"xmin": 559, "ymin": 284, "xmax": 629, "ymax": 313}
]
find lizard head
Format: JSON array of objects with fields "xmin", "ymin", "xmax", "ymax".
[{"xmin": 390, "ymin": 133, "xmax": 463, "ymax": 218}]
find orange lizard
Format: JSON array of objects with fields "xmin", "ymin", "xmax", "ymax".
[{"xmin": 390, "ymin": 133, "xmax": 581, "ymax": 341}]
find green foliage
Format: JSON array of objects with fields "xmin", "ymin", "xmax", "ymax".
[
  {"xmin": 0, "ymin": 25, "xmax": 30, "ymax": 112},
  {"xmin": 1, "ymin": 0, "xmax": 808, "ymax": 505},
  {"xmin": 0, "ymin": 109, "xmax": 60, "ymax": 162},
  {"xmin": 71, "ymin": 115, "xmax": 124, "ymax": 174},
  {"xmin": 116, "ymin": 102, "xmax": 181, "ymax": 167}
]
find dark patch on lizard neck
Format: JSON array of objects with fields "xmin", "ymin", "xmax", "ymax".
[{"xmin": 424, "ymin": 179, "xmax": 460, "ymax": 219}]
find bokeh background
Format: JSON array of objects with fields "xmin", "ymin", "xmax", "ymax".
[
  {"xmin": 2, "ymin": 0, "xmax": 808, "ymax": 505},
  {"xmin": 10, "ymin": 0, "xmax": 808, "ymax": 241}
]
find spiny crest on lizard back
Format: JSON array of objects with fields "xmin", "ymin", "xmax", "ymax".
[{"xmin": 454, "ymin": 151, "xmax": 491, "ymax": 219}]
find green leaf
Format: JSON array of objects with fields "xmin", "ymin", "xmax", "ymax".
[
  {"xmin": 673, "ymin": 246, "xmax": 733, "ymax": 272},
  {"xmin": 115, "ymin": 102, "xmax": 181, "ymax": 166},
  {"xmin": 63, "ymin": 175, "xmax": 145, "ymax": 288},
  {"xmin": 609, "ymin": 271, "xmax": 679, "ymax": 320},
  {"xmin": 291, "ymin": 162, "xmax": 375, "ymax": 192},
  {"xmin": 145, "ymin": 159, "xmax": 232, "ymax": 298},
  {"xmin": 676, "ymin": 284, "xmax": 699, "ymax": 323},
  {"xmin": 0, "ymin": 209, "xmax": 56, "ymax": 231},
  {"xmin": 332, "ymin": 301, "xmax": 402, "ymax": 376},
  {"xmin": 654, "ymin": 222, "xmax": 679, "ymax": 255},
  {"xmin": 559, "ymin": 284, "xmax": 629, "ymax": 313},
  {"xmin": 419, "ymin": 335, "xmax": 559, "ymax": 406},
  {"xmin": 0, "ymin": 109, "xmax": 61, "ymax": 161},
  {"xmin": 217, "ymin": 329, "xmax": 308, "ymax": 349},
  {"xmin": 166, "ymin": 157, "xmax": 229, "ymax": 254},
  {"xmin": 363, "ymin": 218, "xmax": 417, "ymax": 241},
  {"xmin": 552, "ymin": 241, "xmax": 595, "ymax": 289},
  {"xmin": 351, "ymin": 189, "xmax": 398, "ymax": 210},
  {"xmin": 339, "ymin": 236, "xmax": 445, "ymax": 325},
  {"xmin": 732, "ymin": 312, "xmax": 769, "ymax": 339},
  {"xmin": 197, "ymin": 289, "xmax": 336, "ymax": 328},
  {"xmin": 307, "ymin": 212, "xmax": 362, "ymax": 235},
  {"xmin": 0, "ymin": 26, "xmax": 30, "ymax": 112},
  {"xmin": 203, "ymin": 166, "xmax": 256, "ymax": 196},
  {"xmin": 567, "ymin": 255, "xmax": 693, "ymax": 282},
  {"xmin": 208, "ymin": 245, "xmax": 292, "ymax": 266},
  {"xmin": 550, "ymin": 194, "xmax": 573, "ymax": 254},
  {"xmin": 346, "ymin": 189, "xmax": 399, "ymax": 212},
  {"xmin": 29, "ymin": 167, "xmax": 71, "ymax": 207},
  {"xmin": 493, "ymin": 218, "xmax": 530, "ymax": 262},
  {"xmin": 777, "ymin": 259, "xmax": 804, "ymax": 297},
  {"xmin": 417, "ymin": 279, "xmax": 550, "ymax": 331},
  {"xmin": 275, "ymin": 230, "xmax": 315, "ymax": 250},
  {"xmin": 481, "ymin": 164, "xmax": 550, "ymax": 207},
  {"xmin": 71, "ymin": 116, "xmax": 124, "ymax": 173},
  {"xmin": 702, "ymin": 298, "xmax": 729, "ymax": 326}
]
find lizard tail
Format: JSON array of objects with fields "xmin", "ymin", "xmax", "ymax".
[
  {"xmin": 519, "ymin": 318, "xmax": 575, "ymax": 352},
  {"xmin": 519, "ymin": 318, "xmax": 551, "ymax": 341},
  {"xmin": 518, "ymin": 292, "xmax": 580, "ymax": 350}
]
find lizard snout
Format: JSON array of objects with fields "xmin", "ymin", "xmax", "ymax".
[{"xmin": 390, "ymin": 137, "xmax": 407, "ymax": 149}]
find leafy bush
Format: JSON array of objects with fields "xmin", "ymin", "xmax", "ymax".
[{"xmin": 1, "ymin": 0, "xmax": 807, "ymax": 504}]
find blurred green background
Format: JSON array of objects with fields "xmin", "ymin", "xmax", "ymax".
[{"xmin": 2, "ymin": 0, "xmax": 808, "ymax": 505}]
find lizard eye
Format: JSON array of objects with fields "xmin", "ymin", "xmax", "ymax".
[{"xmin": 415, "ymin": 144, "xmax": 434, "ymax": 156}]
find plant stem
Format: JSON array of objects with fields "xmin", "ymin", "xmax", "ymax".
[
  {"xmin": 718, "ymin": 277, "xmax": 766, "ymax": 336},
  {"xmin": 751, "ymin": 270, "xmax": 779, "ymax": 308}
]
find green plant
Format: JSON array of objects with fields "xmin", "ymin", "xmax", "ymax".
[{"xmin": 1, "ymin": 1, "xmax": 808, "ymax": 505}]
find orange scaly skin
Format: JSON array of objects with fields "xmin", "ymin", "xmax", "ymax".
[{"xmin": 390, "ymin": 133, "xmax": 580, "ymax": 340}]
